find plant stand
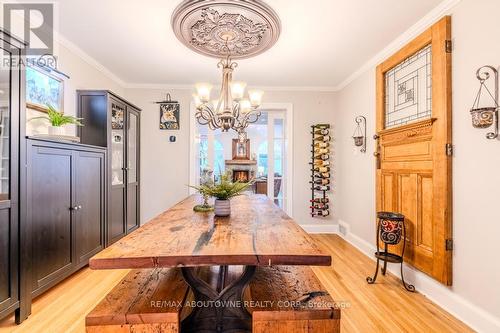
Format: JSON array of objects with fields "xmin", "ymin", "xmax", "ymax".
[{"xmin": 366, "ymin": 212, "xmax": 415, "ymax": 292}]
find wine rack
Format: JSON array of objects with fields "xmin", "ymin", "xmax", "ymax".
[{"xmin": 310, "ymin": 124, "xmax": 331, "ymax": 218}]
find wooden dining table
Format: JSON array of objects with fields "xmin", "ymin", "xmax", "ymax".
[{"xmin": 90, "ymin": 194, "xmax": 332, "ymax": 332}]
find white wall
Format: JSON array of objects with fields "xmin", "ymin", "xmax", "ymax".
[
  {"xmin": 124, "ymin": 88, "xmax": 336, "ymax": 228},
  {"xmin": 27, "ymin": 39, "xmax": 125, "ymax": 136},
  {"xmin": 334, "ymin": 0, "xmax": 500, "ymax": 331}
]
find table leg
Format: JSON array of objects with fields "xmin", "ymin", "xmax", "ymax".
[{"xmin": 181, "ymin": 265, "xmax": 256, "ymax": 333}]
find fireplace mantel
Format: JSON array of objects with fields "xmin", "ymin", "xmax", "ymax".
[{"xmin": 225, "ymin": 159, "xmax": 257, "ymax": 166}]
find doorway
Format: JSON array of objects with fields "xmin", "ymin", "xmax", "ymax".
[{"xmin": 189, "ymin": 103, "xmax": 293, "ymax": 215}]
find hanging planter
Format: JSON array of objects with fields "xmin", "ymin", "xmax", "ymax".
[
  {"xmin": 352, "ymin": 116, "xmax": 367, "ymax": 152},
  {"xmin": 470, "ymin": 107, "xmax": 495, "ymax": 129},
  {"xmin": 470, "ymin": 65, "xmax": 499, "ymax": 139}
]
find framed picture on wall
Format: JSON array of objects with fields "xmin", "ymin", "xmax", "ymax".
[
  {"xmin": 157, "ymin": 93, "xmax": 180, "ymax": 130},
  {"xmin": 26, "ymin": 64, "xmax": 64, "ymax": 113},
  {"xmin": 159, "ymin": 103, "xmax": 180, "ymax": 130}
]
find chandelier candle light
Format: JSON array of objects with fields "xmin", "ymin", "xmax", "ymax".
[{"xmin": 193, "ymin": 54, "xmax": 264, "ymax": 135}]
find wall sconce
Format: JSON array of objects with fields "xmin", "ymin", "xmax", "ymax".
[
  {"xmin": 470, "ymin": 65, "xmax": 499, "ymax": 139},
  {"xmin": 352, "ymin": 116, "xmax": 367, "ymax": 153}
]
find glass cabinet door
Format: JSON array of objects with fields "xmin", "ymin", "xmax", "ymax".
[
  {"xmin": 0, "ymin": 49, "xmax": 10, "ymax": 201},
  {"xmin": 126, "ymin": 109, "xmax": 139, "ymax": 232},
  {"xmin": 127, "ymin": 111, "xmax": 138, "ymax": 184},
  {"xmin": 111, "ymin": 102, "xmax": 125, "ymax": 186}
]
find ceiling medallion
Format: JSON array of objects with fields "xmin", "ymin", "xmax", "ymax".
[{"xmin": 171, "ymin": 0, "xmax": 281, "ymax": 59}]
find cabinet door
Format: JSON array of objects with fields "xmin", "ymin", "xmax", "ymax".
[
  {"xmin": 109, "ymin": 98, "xmax": 126, "ymax": 243},
  {"xmin": 0, "ymin": 44, "xmax": 20, "ymax": 317},
  {"xmin": 28, "ymin": 146, "xmax": 74, "ymax": 294},
  {"xmin": 126, "ymin": 108, "xmax": 140, "ymax": 232},
  {"xmin": 74, "ymin": 151, "xmax": 105, "ymax": 264}
]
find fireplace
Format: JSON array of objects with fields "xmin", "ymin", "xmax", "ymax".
[{"xmin": 233, "ymin": 170, "xmax": 250, "ymax": 182}]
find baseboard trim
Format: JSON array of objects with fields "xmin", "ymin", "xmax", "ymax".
[
  {"xmin": 337, "ymin": 220, "xmax": 500, "ymax": 333},
  {"xmin": 302, "ymin": 224, "xmax": 339, "ymax": 234}
]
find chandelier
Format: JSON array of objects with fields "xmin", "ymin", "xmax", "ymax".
[
  {"xmin": 171, "ymin": 0, "xmax": 281, "ymax": 135},
  {"xmin": 193, "ymin": 52, "xmax": 263, "ymax": 134}
]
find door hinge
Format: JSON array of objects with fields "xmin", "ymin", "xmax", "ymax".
[
  {"xmin": 446, "ymin": 143, "xmax": 453, "ymax": 156},
  {"xmin": 445, "ymin": 40, "xmax": 452, "ymax": 53},
  {"xmin": 446, "ymin": 239, "xmax": 453, "ymax": 251}
]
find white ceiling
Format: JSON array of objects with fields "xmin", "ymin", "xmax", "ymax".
[{"xmin": 55, "ymin": 0, "xmax": 445, "ymax": 89}]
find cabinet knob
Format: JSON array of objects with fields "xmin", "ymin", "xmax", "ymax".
[
  {"xmin": 78, "ymin": 205, "xmax": 82, "ymax": 210},
  {"xmin": 70, "ymin": 206, "xmax": 79, "ymax": 211}
]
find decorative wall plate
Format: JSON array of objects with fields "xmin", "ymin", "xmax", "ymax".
[{"xmin": 171, "ymin": 0, "xmax": 281, "ymax": 59}]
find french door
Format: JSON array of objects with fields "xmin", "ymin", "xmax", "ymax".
[{"xmin": 194, "ymin": 109, "xmax": 290, "ymax": 213}]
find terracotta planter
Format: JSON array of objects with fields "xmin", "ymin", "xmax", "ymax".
[
  {"xmin": 48, "ymin": 125, "xmax": 65, "ymax": 136},
  {"xmin": 470, "ymin": 107, "xmax": 495, "ymax": 128},
  {"xmin": 214, "ymin": 199, "xmax": 230, "ymax": 217}
]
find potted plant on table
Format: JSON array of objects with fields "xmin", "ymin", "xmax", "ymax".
[
  {"xmin": 190, "ymin": 171, "xmax": 253, "ymax": 217},
  {"xmin": 31, "ymin": 104, "xmax": 83, "ymax": 135}
]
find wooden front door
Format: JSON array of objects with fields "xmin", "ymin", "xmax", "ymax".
[{"xmin": 375, "ymin": 16, "xmax": 452, "ymax": 285}]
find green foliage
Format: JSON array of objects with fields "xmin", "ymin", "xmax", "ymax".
[
  {"xmin": 31, "ymin": 104, "xmax": 84, "ymax": 127},
  {"xmin": 190, "ymin": 171, "xmax": 253, "ymax": 200}
]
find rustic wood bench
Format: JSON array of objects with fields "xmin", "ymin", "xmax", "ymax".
[
  {"xmin": 86, "ymin": 265, "xmax": 340, "ymax": 332},
  {"xmin": 246, "ymin": 266, "xmax": 341, "ymax": 333},
  {"xmin": 85, "ymin": 268, "xmax": 189, "ymax": 333}
]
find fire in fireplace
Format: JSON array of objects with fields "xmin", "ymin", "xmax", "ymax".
[{"xmin": 233, "ymin": 170, "xmax": 250, "ymax": 182}]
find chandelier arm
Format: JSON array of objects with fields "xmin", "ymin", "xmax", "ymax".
[
  {"xmin": 196, "ymin": 105, "xmax": 222, "ymax": 131},
  {"xmin": 242, "ymin": 109, "xmax": 261, "ymax": 124}
]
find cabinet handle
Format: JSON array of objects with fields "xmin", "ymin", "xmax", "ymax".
[{"xmin": 70, "ymin": 206, "xmax": 79, "ymax": 211}]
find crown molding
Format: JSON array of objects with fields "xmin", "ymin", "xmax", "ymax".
[
  {"xmin": 333, "ymin": 0, "xmax": 462, "ymax": 92},
  {"xmin": 55, "ymin": 32, "xmax": 126, "ymax": 87},
  {"xmin": 123, "ymin": 82, "xmax": 338, "ymax": 92}
]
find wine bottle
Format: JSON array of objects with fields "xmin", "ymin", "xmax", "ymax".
[
  {"xmin": 314, "ymin": 142, "xmax": 329, "ymax": 148},
  {"xmin": 313, "ymin": 160, "xmax": 330, "ymax": 167},
  {"xmin": 310, "ymin": 179, "xmax": 330, "ymax": 185},
  {"xmin": 313, "ymin": 166, "xmax": 330, "ymax": 173},
  {"xmin": 314, "ymin": 148, "xmax": 329, "ymax": 154},
  {"xmin": 314, "ymin": 172, "xmax": 330, "ymax": 179},
  {"xmin": 310, "ymin": 198, "xmax": 329, "ymax": 204},
  {"xmin": 314, "ymin": 129, "xmax": 329, "ymax": 135},
  {"xmin": 313, "ymin": 154, "xmax": 329, "ymax": 160},
  {"xmin": 310, "ymin": 160, "xmax": 330, "ymax": 166},
  {"xmin": 314, "ymin": 185, "xmax": 330, "ymax": 191},
  {"xmin": 310, "ymin": 203, "xmax": 330, "ymax": 210},
  {"xmin": 314, "ymin": 178, "xmax": 330, "ymax": 185},
  {"xmin": 314, "ymin": 135, "xmax": 331, "ymax": 142},
  {"xmin": 314, "ymin": 210, "xmax": 330, "ymax": 217}
]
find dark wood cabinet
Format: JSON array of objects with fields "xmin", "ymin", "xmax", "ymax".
[
  {"xmin": 77, "ymin": 90, "xmax": 141, "ymax": 244},
  {"xmin": 26, "ymin": 139, "xmax": 106, "ymax": 299},
  {"xmin": 75, "ymin": 150, "xmax": 106, "ymax": 264},
  {"xmin": 0, "ymin": 30, "xmax": 25, "ymax": 322}
]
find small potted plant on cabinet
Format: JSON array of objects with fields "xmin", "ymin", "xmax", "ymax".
[
  {"xmin": 32, "ymin": 104, "xmax": 83, "ymax": 136},
  {"xmin": 190, "ymin": 171, "xmax": 252, "ymax": 217}
]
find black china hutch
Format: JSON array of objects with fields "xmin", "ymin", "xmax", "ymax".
[{"xmin": 77, "ymin": 90, "xmax": 141, "ymax": 244}]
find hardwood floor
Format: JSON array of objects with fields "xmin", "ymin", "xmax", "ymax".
[{"xmin": 0, "ymin": 234, "xmax": 472, "ymax": 333}]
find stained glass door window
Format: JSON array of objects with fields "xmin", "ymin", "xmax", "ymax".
[{"xmin": 385, "ymin": 45, "xmax": 432, "ymax": 128}]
